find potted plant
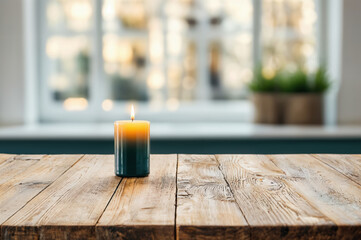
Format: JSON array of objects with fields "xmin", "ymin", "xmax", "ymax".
[
  {"xmin": 248, "ymin": 66, "xmax": 330, "ymax": 125},
  {"xmin": 248, "ymin": 66, "xmax": 281, "ymax": 124}
]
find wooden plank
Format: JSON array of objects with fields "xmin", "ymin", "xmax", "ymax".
[
  {"xmin": 269, "ymin": 154, "xmax": 361, "ymax": 238},
  {"xmin": 2, "ymin": 155, "xmax": 120, "ymax": 240},
  {"xmin": 0, "ymin": 154, "xmax": 15, "ymax": 165},
  {"xmin": 0, "ymin": 154, "xmax": 43, "ymax": 240},
  {"xmin": 216, "ymin": 154, "xmax": 335, "ymax": 239},
  {"xmin": 312, "ymin": 154, "xmax": 361, "ymax": 186},
  {"xmin": 96, "ymin": 154, "xmax": 177, "ymax": 240},
  {"xmin": 176, "ymin": 155, "xmax": 249, "ymax": 240},
  {"xmin": 0, "ymin": 155, "xmax": 45, "ymax": 185},
  {"xmin": 0, "ymin": 155, "xmax": 82, "ymax": 225}
]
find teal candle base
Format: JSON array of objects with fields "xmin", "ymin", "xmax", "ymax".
[
  {"xmin": 115, "ymin": 142, "xmax": 149, "ymax": 177},
  {"xmin": 115, "ymin": 173, "xmax": 149, "ymax": 177}
]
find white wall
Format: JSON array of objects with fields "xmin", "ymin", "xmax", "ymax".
[
  {"xmin": 0, "ymin": 0, "xmax": 25, "ymax": 125},
  {"xmin": 337, "ymin": 0, "xmax": 361, "ymax": 124}
]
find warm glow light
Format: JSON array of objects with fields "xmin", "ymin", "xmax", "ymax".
[
  {"xmin": 102, "ymin": 99, "xmax": 113, "ymax": 111},
  {"xmin": 63, "ymin": 0, "xmax": 92, "ymax": 31},
  {"xmin": 46, "ymin": 36, "xmax": 88, "ymax": 59},
  {"xmin": 46, "ymin": 37, "xmax": 62, "ymax": 59},
  {"xmin": 67, "ymin": 0, "xmax": 92, "ymax": 21},
  {"xmin": 102, "ymin": 0, "xmax": 116, "ymax": 21},
  {"xmin": 147, "ymin": 70, "xmax": 165, "ymax": 89},
  {"xmin": 63, "ymin": 98, "xmax": 88, "ymax": 111},
  {"xmin": 103, "ymin": 35, "xmax": 118, "ymax": 62},
  {"xmin": 262, "ymin": 67, "xmax": 276, "ymax": 80},
  {"xmin": 131, "ymin": 105, "xmax": 135, "ymax": 121},
  {"xmin": 301, "ymin": 43, "xmax": 314, "ymax": 57},
  {"xmin": 118, "ymin": 42, "xmax": 133, "ymax": 63},
  {"xmin": 149, "ymin": 19, "xmax": 163, "ymax": 63},
  {"xmin": 167, "ymin": 34, "xmax": 182, "ymax": 56},
  {"xmin": 149, "ymin": 34, "xmax": 163, "ymax": 63}
]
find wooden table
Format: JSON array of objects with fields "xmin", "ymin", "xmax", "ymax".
[{"xmin": 0, "ymin": 154, "xmax": 360, "ymax": 239}]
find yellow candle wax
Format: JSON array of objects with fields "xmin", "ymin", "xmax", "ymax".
[{"xmin": 114, "ymin": 120, "xmax": 150, "ymax": 142}]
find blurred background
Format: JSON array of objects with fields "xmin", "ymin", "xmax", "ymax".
[{"xmin": 0, "ymin": 0, "xmax": 360, "ymax": 154}]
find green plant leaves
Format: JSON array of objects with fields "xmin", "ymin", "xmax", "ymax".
[
  {"xmin": 248, "ymin": 66, "xmax": 330, "ymax": 93},
  {"xmin": 248, "ymin": 66, "xmax": 279, "ymax": 92},
  {"xmin": 312, "ymin": 66, "xmax": 331, "ymax": 93},
  {"xmin": 278, "ymin": 69, "xmax": 309, "ymax": 93}
]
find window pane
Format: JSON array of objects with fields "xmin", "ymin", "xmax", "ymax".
[
  {"xmin": 165, "ymin": 0, "xmax": 253, "ymax": 102},
  {"xmin": 44, "ymin": 0, "xmax": 92, "ymax": 111},
  {"xmin": 102, "ymin": 0, "xmax": 149, "ymax": 105},
  {"xmin": 103, "ymin": 35, "xmax": 148, "ymax": 101},
  {"xmin": 101, "ymin": 0, "xmax": 253, "ymax": 110},
  {"xmin": 209, "ymin": 0, "xmax": 253, "ymax": 100},
  {"xmin": 262, "ymin": 0, "xmax": 318, "ymax": 71}
]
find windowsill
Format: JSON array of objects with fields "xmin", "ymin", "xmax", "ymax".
[
  {"xmin": 40, "ymin": 100, "xmax": 253, "ymax": 122},
  {"xmin": 0, "ymin": 123, "xmax": 361, "ymax": 140}
]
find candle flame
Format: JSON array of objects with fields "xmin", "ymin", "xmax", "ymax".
[{"xmin": 131, "ymin": 105, "xmax": 135, "ymax": 121}]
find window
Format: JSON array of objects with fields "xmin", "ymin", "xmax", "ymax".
[
  {"xmin": 39, "ymin": 0, "xmax": 319, "ymax": 122},
  {"xmin": 262, "ymin": 0, "xmax": 318, "ymax": 73}
]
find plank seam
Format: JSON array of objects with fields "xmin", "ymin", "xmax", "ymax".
[
  {"xmin": 214, "ymin": 155, "xmax": 251, "ymax": 239},
  {"xmin": 67, "ymin": 154, "xmax": 86, "ymax": 169},
  {"xmin": 0, "ymin": 154, "xmax": 85, "ymax": 233},
  {"xmin": 94, "ymin": 178, "xmax": 123, "ymax": 227},
  {"xmin": 311, "ymin": 154, "xmax": 361, "ymax": 187},
  {"xmin": 174, "ymin": 154, "xmax": 179, "ymax": 240}
]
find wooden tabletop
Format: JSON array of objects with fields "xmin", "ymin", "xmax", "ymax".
[{"xmin": 0, "ymin": 154, "xmax": 360, "ymax": 240}]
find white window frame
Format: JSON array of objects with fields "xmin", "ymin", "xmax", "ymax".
[{"xmin": 34, "ymin": 0, "xmax": 325, "ymax": 123}]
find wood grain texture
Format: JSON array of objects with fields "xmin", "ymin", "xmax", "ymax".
[
  {"xmin": 1, "ymin": 154, "xmax": 361, "ymax": 240},
  {"xmin": 312, "ymin": 154, "xmax": 361, "ymax": 186},
  {"xmin": 0, "ymin": 155, "xmax": 82, "ymax": 225},
  {"xmin": 2, "ymin": 155, "xmax": 120, "ymax": 240},
  {"xmin": 216, "ymin": 154, "xmax": 335, "ymax": 239},
  {"xmin": 269, "ymin": 154, "xmax": 361, "ymax": 239},
  {"xmin": 177, "ymin": 155, "xmax": 249, "ymax": 240},
  {"xmin": 96, "ymin": 154, "xmax": 177, "ymax": 240},
  {"xmin": 0, "ymin": 154, "xmax": 15, "ymax": 165},
  {"xmin": 0, "ymin": 155, "xmax": 45, "ymax": 186}
]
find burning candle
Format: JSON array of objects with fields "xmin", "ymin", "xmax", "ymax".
[{"xmin": 114, "ymin": 105, "xmax": 150, "ymax": 177}]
